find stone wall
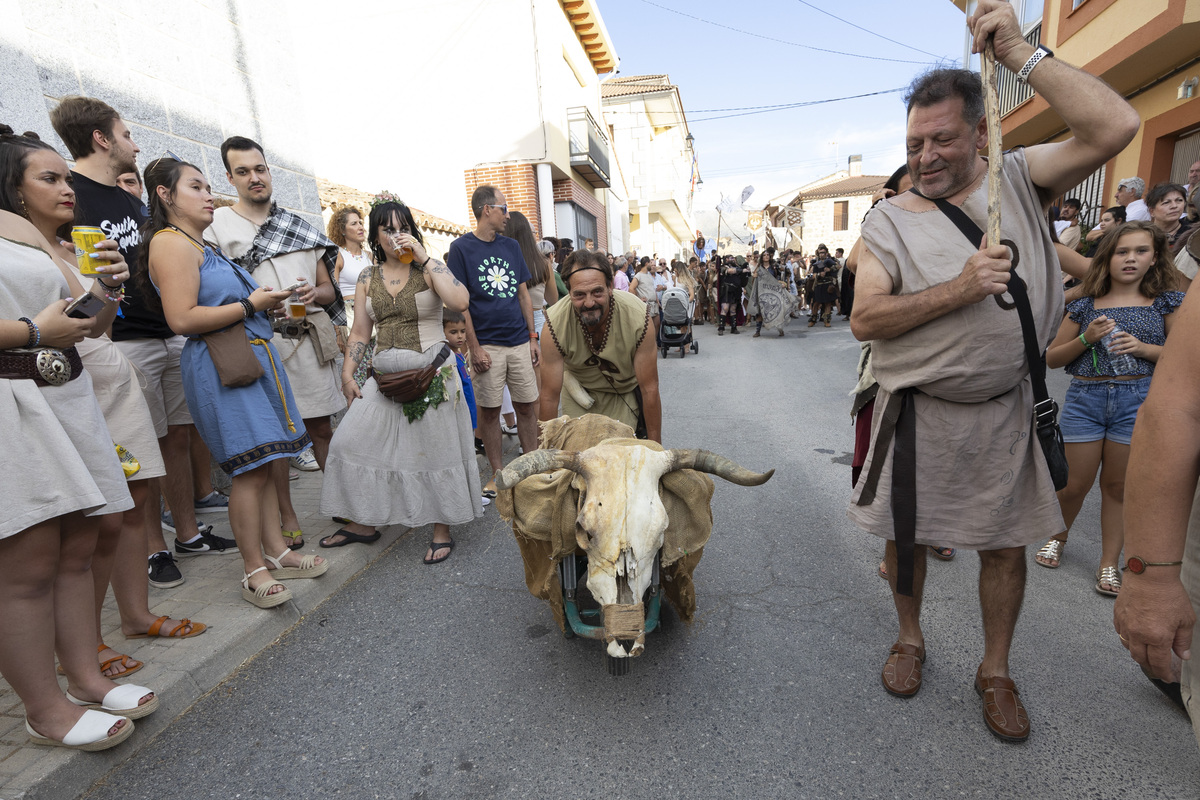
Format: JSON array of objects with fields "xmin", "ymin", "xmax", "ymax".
[{"xmin": 0, "ymin": 0, "xmax": 322, "ymax": 225}]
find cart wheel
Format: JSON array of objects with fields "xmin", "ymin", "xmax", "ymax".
[
  {"xmin": 562, "ymin": 624, "xmax": 576, "ymax": 639},
  {"xmin": 660, "ymin": 347, "xmax": 668, "ymax": 358},
  {"xmin": 691, "ymin": 341, "xmax": 699, "ymax": 354},
  {"xmin": 680, "ymin": 347, "xmax": 685, "ymax": 358},
  {"xmin": 605, "ymin": 653, "xmax": 630, "ymax": 676}
]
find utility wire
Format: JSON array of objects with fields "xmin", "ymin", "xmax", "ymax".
[
  {"xmin": 635, "ymin": 0, "xmax": 936, "ymax": 65},
  {"xmin": 793, "ymin": 0, "xmax": 944, "ymax": 59},
  {"xmin": 690, "ymin": 87, "xmax": 905, "ymax": 122}
]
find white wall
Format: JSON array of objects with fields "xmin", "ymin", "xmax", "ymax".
[
  {"xmin": 291, "ymin": 0, "xmax": 610, "ymax": 227},
  {"xmin": 0, "ymin": 0, "xmax": 323, "ymax": 223}
]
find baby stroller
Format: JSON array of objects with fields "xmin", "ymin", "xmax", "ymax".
[{"xmin": 657, "ymin": 286, "xmax": 698, "ymax": 358}]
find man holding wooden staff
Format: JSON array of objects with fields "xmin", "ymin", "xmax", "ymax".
[{"xmin": 848, "ymin": 0, "xmax": 1139, "ymax": 741}]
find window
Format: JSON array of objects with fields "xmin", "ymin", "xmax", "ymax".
[
  {"xmin": 554, "ymin": 201, "xmax": 598, "ymax": 251},
  {"xmin": 833, "ymin": 201, "xmax": 849, "ymax": 231}
]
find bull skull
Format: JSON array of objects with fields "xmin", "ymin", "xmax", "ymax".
[{"xmin": 497, "ymin": 444, "xmax": 773, "ymax": 658}]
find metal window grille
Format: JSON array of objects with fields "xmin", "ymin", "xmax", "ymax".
[
  {"xmin": 833, "ymin": 201, "xmax": 849, "ymax": 231},
  {"xmin": 997, "ymin": 23, "xmax": 1042, "ymax": 118},
  {"xmin": 1063, "ymin": 164, "xmax": 1107, "ymax": 229},
  {"xmin": 1170, "ymin": 127, "xmax": 1200, "ymax": 185}
]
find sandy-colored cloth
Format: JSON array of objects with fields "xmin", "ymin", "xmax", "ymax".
[
  {"xmin": 849, "ymin": 148, "xmax": 1065, "ymax": 549},
  {"xmin": 746, "ymin": 269, "xmax": 799, "ymax": 332},
  {"xmin": 496, "ymin": 414, "xmax": 714, "ymax": 631},
  {"xmin": 544, "ymin": 291, "xmax": 649, "ymax": 430}
]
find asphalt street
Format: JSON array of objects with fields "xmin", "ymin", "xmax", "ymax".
[{"xmin": 84, "ymin": 317, "xmax": 1199, "ymax": 800}]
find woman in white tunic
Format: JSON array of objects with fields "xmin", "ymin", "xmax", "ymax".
[{"xmin": 0, "ymin": 128, "xmax": 155, "ymax": 750}]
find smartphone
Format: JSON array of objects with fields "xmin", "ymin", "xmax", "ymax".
[
  {"xmin": 66, "ymin": 292, "xmax": 106, "ymax": 319},
  {"xmin": 281, "ymin": 282, "xmax": 305, "ymax": 293}
]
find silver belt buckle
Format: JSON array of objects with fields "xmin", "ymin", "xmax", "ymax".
[{"xmin": 36, "ymin": 349, "xmax": 72, "ymax": 386}]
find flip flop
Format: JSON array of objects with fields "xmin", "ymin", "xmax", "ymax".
[
  {"xmin": 319, "ymin": 527, "xmax": 381, "ymax": 548},
  {"xmin": 423, "ymin": 539, "xmax": 455, "ymax": 565},
  {"xmin": 931, "ymin": 546, "xmax": 956, "ymax": 561},
  {"xmin": 281, "ymin": 530, "xmax": 304, "ymax": 550},
  {"xmin": 125, "ymin": 615, "xmax": 206, "ymax": 639}
]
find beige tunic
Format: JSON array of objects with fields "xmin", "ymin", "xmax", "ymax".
[
  {"xmin": 205, "ymin": 208, "xmax": 345, "ymax": 419},
  {"xmin": 848, "ymin": 149, "xmax": 1064, "ymax": 549},
  {"xmin": 545, "ymin": 290, "xmax": 650, "ymax": 430}
]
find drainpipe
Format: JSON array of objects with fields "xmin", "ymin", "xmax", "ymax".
[{"xmin": 537, "ymin": 163, "xmax": 556, "ymax": 238}]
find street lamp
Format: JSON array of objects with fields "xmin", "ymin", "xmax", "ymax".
[{"xmin": 685, "ymin": 132, "xmax": 694, "ymax": 151}]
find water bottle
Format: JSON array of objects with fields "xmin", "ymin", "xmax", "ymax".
[{"xmin": 1101, "ymin": 323, "xmax": 1138, "ymax": 375}]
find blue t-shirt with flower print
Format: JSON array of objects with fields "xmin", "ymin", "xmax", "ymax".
[{"xmin": 447, "ymin": 232, "xmax": 532, "ymax": 347}]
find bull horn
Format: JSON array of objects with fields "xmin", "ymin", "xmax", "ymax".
[
  {"xmin": 495, "ymin": 449, "xmax": 581, "ymax": 490},
  {"xmin": 665, "ymin": 449, "xmax": 774, "ymax": 486}
]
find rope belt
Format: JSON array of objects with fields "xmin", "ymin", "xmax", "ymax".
[{"xmin": 250, "ymin": 338, "xmax": 296, "ymax": 433}]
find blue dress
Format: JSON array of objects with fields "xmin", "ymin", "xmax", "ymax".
[{"xmin": 180, "ymin": 246, "xmax": 310, "ymax": 475}]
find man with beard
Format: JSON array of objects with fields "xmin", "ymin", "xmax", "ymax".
[
  {"xmin": 850, "ymin": 0, "xmax": 1139, "ymax": 742},
  {"xmin": 205, "ymin": 136, "xmax": 346, "ymax": 549},
  {"xmin": 539, "ymin": 250, "xmax": 661, "ymax": 443}
]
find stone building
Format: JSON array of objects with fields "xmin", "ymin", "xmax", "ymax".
[
  {"xmin": 773, "ymin": 157, "xmax": 887, "ymax": 256},
  {"xmin": 0, "ymin": 0, "xmax": 325, "ymax": 225}
]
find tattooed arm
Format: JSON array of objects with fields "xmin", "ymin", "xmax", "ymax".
[
  {"xmin": 424, "ymin": 257, "xmax": 469, "ymax": 312},
  {"xmin": 341, "ymin": 268, "xmax": 376, "ymax": 404}
]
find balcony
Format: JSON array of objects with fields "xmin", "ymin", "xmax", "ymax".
[
  {"xmin": 568, "ymin": 106, "xmax": 611, "ymax": 188},
  {"xmin": 997, "ymin": 22, "xmax": 1041, "ymax": 118}
]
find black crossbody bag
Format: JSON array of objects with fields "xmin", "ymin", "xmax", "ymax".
[{"xmin": 912, "ymin": 190, "xmax": 1069, "ymax": 491}]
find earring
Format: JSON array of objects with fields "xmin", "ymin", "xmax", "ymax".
[{"xmin": 16, "ymin": 196, "xmax": 29, "ymax": 219}]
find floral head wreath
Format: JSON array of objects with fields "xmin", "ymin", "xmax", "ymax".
[{"xmin": 370, "ymin": 190, "xmax": 404, "ymax": 209}]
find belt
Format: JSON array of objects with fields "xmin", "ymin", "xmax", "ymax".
[
  {"xmin": 856, "ymin": 388, "xmax": 917, "ymax": 596},
  {"xmin": 274, "ymin": 321, "xmax": 307, "ymax": 339},
  {"xmin": 0, "ymin": 347, "xmax": 84, "ymax": 387}
]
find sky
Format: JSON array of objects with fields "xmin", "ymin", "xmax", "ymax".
[{"xmin": 597, "ymin": 0, "xmax": 969, "ymax": 242}]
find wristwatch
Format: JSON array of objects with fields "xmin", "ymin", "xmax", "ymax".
[{"xmin": 1016, "ymin": 45, "xmax": 1053, "ymax": 84}]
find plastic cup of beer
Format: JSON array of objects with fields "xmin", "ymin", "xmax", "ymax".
[
  {"xmin": 71, "ymin": 226, "xmax": 107, "ymax": 276},
  {"xmin": 288, "ymin": 292, "xmax": 307, "ymax": 318},
  {"xmin": 391, "ymin": 233, "xmax": 414, "ymax": 264}
]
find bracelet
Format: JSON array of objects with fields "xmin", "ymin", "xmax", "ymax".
[
  {"xmin": 417, "ymin": 256, "xmax": 431, "ymax": 268},
  {"xmin": 18, "ymin": 316, "xmax": 39, "ymax": 347},
  {"xmin": 1126, "ymin": 555, "xmax": 1184, "ymax": 574},
  {"xmin": 96, "ymin": 276, "xmax": 123, "ymax": 289},
  {"xmin": 99, "ymin": 282, "xmax": 126, "ymax": 303},
  {"xmin": 1078, "ymin": 333, "xmax": 1091, "ymax": 348},
  {"xmin": 529, "ymin": 331, "xmax": 539, "ymax": 340},
  {"xmin": 1016, "ymin": 45, "xmax": 1053, "ymax": 84},
  {"xmin": 240, "ymin": 298, "xmax": 255, "ymax": 319}
]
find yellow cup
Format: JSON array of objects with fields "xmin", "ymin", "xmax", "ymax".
[{"xmin": 71, "ymin": 226, "xmax": 107, "ymax": 276}]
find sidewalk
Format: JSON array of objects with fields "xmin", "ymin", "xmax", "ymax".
[{"xmin": 0, "ymin": 433, "xmax": 508, "ymax": 800}]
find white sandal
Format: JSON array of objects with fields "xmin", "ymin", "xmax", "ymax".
[
  {"xmin": 266, "ymin": 546, "xmax": 331, "ymax": 578},
  {"xmin": 264, "ymin": 549, "xmax": 329, "ymax": 580},
  {"xmin": 26, "ymin": 710, "xmax": 134, "ymax": 751},
  {"xmin": 67, "ymin": 684, "xmax": 158, "ymax": 720},
  {"xmin": 241, "ymin": 566, "xmax": 292, "ymax": 608}
]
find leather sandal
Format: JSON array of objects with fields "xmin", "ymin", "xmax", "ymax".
[
  {"xmin": 26, "ymin": 710, "xmax": 134, "ymax": 751},
  {"xmin": 125, "ymin": 615, "xmax": 206, "ymax": 639},
  {"xmin": 60, "ymin": 643, "xmax": 143, "ymax": 678},
  {"xmin": 1035, "ymin": 539, "xmax": 1064, "ymax": 569},
  {"xmin": 975, "ymin": 666, "xmax": 1030, "ymax": 741},
  {"xmin": 881, "ymin": 641, "xmax": 925, "ymax": 697},
  {"xmin": 241, "ymin": 566, "xmax": 292, "ymax": 608},
  {"xmin": 1095, "ymin": 565, "xmax": 1121, "ymax": 597},
  {"xmin": 67, "ymin": 684, "xmax": 159, "ymax": 720},
  {"xmin": 265, "ymin": 549, "xmax": 329, "ymax": 580}
]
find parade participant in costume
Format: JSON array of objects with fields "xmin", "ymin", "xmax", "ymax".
[
  {"xmin": 320, "ymin": 196, "xmax": 481, "ymax": 562},
  {"xmin": 850, "ymin": 0, "xmax": 1140, "ymax": 741},
  {"xmin": 807, "ymin": 244, "xmax": 839, "ymax": 327},
  {"xmin": 717, "ymin": 255, "xmax": 749, "ymax": 335},
  {"xmin": 1, "ymin": 130, "xmax": 205, "ymax": 668},
  {"xmin": 204, "ymin": 136, "xmax": 346, "ymax": 550},
  {"xmin": 539, "ymin": 250, "xmax": 662, "ymax": 443},
  {"xmin": 0, "ymin": 134, "xmax": 154, "ymax": 752},
  {"xmin": 141, "ymin": 156, "xmax": 326, "ymax": 609}
]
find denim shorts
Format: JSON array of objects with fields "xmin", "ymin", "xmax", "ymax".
[{"xmin": 1059, "ymin": 376, "xmax": 1152, "ymax": 445}]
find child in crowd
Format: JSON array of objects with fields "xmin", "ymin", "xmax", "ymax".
[
  {"xmin": 1036, "ymin": 221, "xmax": 1185, "ymax": 595},
  {"xmin": 444, "ymin": 311, "xmax": 489, "ymax": 507}
]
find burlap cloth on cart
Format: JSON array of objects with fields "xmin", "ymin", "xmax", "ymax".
[{"xmin": 496, "ymin": 414, "xmax": 715, "ymax": 632}]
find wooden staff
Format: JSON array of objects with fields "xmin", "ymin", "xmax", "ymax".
[{"xmin": 979, "ymin": 39, "xmax": 1003, "ymax": 245}]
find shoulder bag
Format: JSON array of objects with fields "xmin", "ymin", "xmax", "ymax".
[{"xmin": 372, "ymin": 344, "xmax": 452, "ymax": 402}]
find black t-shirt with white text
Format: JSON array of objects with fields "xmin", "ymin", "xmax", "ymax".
[{"xmin": 71, "ymin": 171, "xmax": 173, "ymax": 340}]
